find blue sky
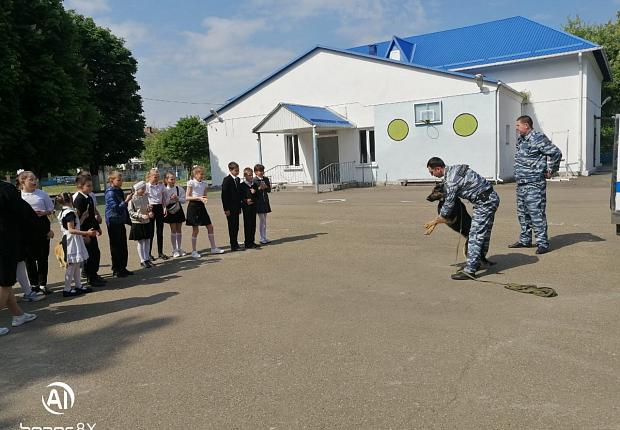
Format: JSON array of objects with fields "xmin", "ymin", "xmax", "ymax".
[{"xmin": 65, "ymin": 0, "xmax": 620, "ymax": 127}]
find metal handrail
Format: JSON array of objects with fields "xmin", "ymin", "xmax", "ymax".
[
  {"xmin": 318, "ymin": 161, "xmax": 375, "ymax": 192},
  {"xmin": 264, "ymin": 164, "xmax": 307, "ymax": 184}
]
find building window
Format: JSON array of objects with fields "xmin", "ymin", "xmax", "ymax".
[
  {"xmin": 285, "ymin": 135, "xmax": 300, "ymax": 166},
  {"xmin": 389, "ymin": 48, "xmax": 401, "ymax": 61},
  {"xmin": 359, "ymin": 129, "xmax": 375, "ymax": 163},
  {"xmin": 414, "ymin": 101, "xmax": 442, "ymax": 124}
]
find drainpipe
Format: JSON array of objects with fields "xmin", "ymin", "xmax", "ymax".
[
  {"xmin": 255, "ymin": 132, "xmax": 263, "ymax": 164},
  {"xmin": 312, "ymin": 126, "xmax": 319, "ymax": 193},
  {"xmin": 495, "ymin": 82, "xmax": 502, "ymax": 183},
  {"xmin": 578, "ymin": 52, "xmax": 584, "ymax": 173}
]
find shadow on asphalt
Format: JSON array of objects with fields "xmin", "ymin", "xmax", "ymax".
[
  {"xmin": 268, "ymin": 232, "xmax": 327, "ymax": 245},
  {"xmin": 550, "ymin": 232, "xmax": 605, "ymax": 251},
  {"xmin": 482, "ymin": 252, "xmax": 540, "ymax": 274},
  {"xmin": 0, "ymin": 315, "xmax": 176, "ymax": 429}
]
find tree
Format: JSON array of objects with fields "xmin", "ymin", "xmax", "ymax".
[
  {"xmin": 165, "ymin": 116, "xmax": 210, "ymax": 174},
  {"xmin": 0, "ymin": 0, "xmax": 98, "ymax": 178},
  {"xmin": 565, "ymin": 13, "xmax": 620, "ymax": 155},
  {"xmin": 70, "ymin": 13, "xmax": 146, "ymax": 190},
  {"xmin": 142, "ymin": 128, "xmax": 172, "ymax": 168}
]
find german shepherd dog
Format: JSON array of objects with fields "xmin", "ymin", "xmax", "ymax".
[{"xmin": 425, "ymin": 182, "xmax": 492, "ymax": 265}]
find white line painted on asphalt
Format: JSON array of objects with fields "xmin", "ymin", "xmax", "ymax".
[
  {"xmin": 317, "ymin": 198, "xmax": 346, "ymax": 203},
  {"xmin": 320, "ymin": 220, "xmax": 336, "ymax": 225}
]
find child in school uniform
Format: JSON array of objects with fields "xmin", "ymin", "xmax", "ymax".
[
  {"xmin": 73, "ymin": 175, "xmax": 106, "ymax": 287},
  {"xmin": 185, "ymin": 165, "xmax": 224, "ymax": 259},
  {"xmin": 221, "ymin": 162, "xmax": 243, "ymax": 251},
  {"xmin": 128, "ymin": 181, "xmax": 155, "ymax": 268},
  {"xmin": 162, "ymin": 171, "xmax": 187, "ymax": 258},
  {"xmin": 104, "ymin": 171, "xmax": 133, "ymax": 277},
  {"xmin": 146, "ymin": 169, "xmax": 168, "ymax": 261},
  {"xmin": 239, "ymin": 167, "xmax": 259, "ymax": 249},
  {"xmin": 56, "ymin": 192, "xmax": 97, "ymax": 297},
  {"xmin": 253, "ymin": 164, "xmax": 272, "ymax": 244},
  {"xmin": 17, "ymin": 170, "xmax": 54, "ymax": 296}
]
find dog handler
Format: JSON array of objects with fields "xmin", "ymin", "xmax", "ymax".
[
  {"xmin": 426, "ymin": 157, "xmax": 500, "ymax": 280},
  {"xmin": 509, "ymin": 115, "xmax": 562, "ymax": 254}
]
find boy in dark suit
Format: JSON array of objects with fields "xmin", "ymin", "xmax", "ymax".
[
  {"xmin": 240, "ymin": 167, "xmax": 259, "ymax": 249},
  {"xmin": 221, "ymin": 162, "xmax": 243, "ymax": 251}
]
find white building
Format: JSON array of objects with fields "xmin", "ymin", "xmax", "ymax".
[{"xmin": 205, "ymin": 16, "xmax": 611, "ymax": 190}]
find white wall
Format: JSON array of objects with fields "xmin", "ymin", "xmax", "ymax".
[
  {"xmin": 497, "ymin": 88, "xmax": 523, "ymax": 180},
  {"xmin": 585, "ymin": 53, "xmax": 603, "ymax": 169},
  {"xmin": 207, "ymin": 49, "xmax": 484, "ymax": 184},
  {"xmin": 463, "ymin": 52, "xmax": 605, "ymax": 175},
  {"xmin": 374, "ymin": 91, "xmax": 496, "ymax": 181}
]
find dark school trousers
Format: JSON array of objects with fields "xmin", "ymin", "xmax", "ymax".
[
  {"xmin": 242, "ymin": 205, "xmax": 257, "ymax": 247},
  {"xmin": 26, "ymin": 216, "xmax": 51, "ymax": 287},
  {"xmin": 149, "ymin": 204, "xmax": 165, "ymax": 255},
  {"xmin": 107, "ymin": 223, "xmax": 128, "ymax": 273},
  {"xmin": 226, "ymin": 210, "xmax": 240, "ymax": 248}
]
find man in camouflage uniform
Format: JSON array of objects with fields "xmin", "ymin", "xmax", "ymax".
[
  {"xmin": 509, "ymin": 115, "xmax": 562, "ymax": 254},
  {"xmin": 426, "ymin": 157, "xmax": 500, "ymax": 280}
]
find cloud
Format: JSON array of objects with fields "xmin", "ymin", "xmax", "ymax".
[
  {"xmin": 250, "ymin": 0, "xmax": 438, "ymax": 44},
  {"xmin": 98, "ymin": 20, "xmax": 151, "ymax": 48},
  {"xmin": 65, "ymin": 0, "xmax": 110, "ymax": 15}
]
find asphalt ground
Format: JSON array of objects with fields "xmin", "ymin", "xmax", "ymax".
[{"xmin": 1, "ymin": 174, "xmax": 619, "ymax": 429}]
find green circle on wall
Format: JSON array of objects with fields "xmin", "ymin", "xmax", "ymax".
[
  {"xmin": 387, "ymin": 119, "xmax": 409, "ymax": 141},
  {"xmin": 453, "ymin": 113, "xmax": 478, "ymax": 137}
]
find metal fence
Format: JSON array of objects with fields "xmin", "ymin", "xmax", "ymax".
[
  {"xmin": 318, "ymin": 161, "xmax": 375, "ymax": 192},
  {"xmin": 264, "ymin": 164, "xmax": 308, "ymax": 185}
]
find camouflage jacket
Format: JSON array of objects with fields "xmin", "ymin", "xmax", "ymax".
[
  {"xmin": 440, "ymin": 165, "xmax": 493, "ymax": 218},
  {"xmin": 515, "ymin": 130, "xmax": 562, "ymax": 184}
]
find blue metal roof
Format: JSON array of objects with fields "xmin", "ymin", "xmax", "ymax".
[
  {"xmin": 283, "ymin": 103, "xmax": 354, "ymax": 128},
  {"xmin": 349, "ymin": 16, "xmax": 610, "ymax": 79}
]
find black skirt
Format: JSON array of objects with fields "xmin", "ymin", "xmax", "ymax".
[
  {"xmin": 185, "ymin": 201, "xmax": 212, "ymax": 226},
  {"xmin": 164, "ymin": 204, "xmax": 186, "ymax": 224},
  {"xmin": 129, "ymin": 223, "xmax": 151, "ymax": 241}
]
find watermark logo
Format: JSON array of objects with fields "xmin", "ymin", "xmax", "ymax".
[{"xmin": 41, "ymin": 382, "xmax": 76, "ymax": 415}]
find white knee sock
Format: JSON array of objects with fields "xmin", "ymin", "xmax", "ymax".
[
  {"xmin": 258, "ymin": 214, "xmax": 267, "ymax": 241},
  {"xmin": 17, "ymin": 261, "xmax": 32, "ymax": 295},
  {"xmin": 73, "ymin": 263, "xmax": 82, "ymax": 289},
  {"xmin": 170, "ymin": 233, "xmax": 177, "ymax": 251},
  {"xmin": 64, "ymin": 264, "xmax": 75, "ymax": 292},
  {"xmin": 137, "ymin": 242, "xmax": 144, "ymax": 262},
  {"xmin": 208, "ymin": 233, "xmax": 216, "ymax": 249},
  {"xmin": 191, "ymin": 236, "xmax": 197, "ymax": 251},
  {"xmin": 143, "ymin": 239, "xmax": 151, "ymax": 261},
  {"xmin": 176, "ymin": 232, "xmax": 183, "ymax": 250}
]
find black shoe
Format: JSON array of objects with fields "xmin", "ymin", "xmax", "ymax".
[
  {"xmin": 231, "ymin": 246, "xmax": 243, "ymax": 252},
  {"xmin": 94, "ymin": 275, "xmax": 107, "ymax": 283},
  {"xmin": 145, "ymin": 261, "xmax": 154, "ymax": 268},
  {"xmin": 150, "ymin": 254, "xmax": 157, "ymax": 261},
  {"xmin": 63, "ymin": 289, "xmax": 81, "ymax": 297},
  {"xmin": 88, "ymin": 279, "xmax": 106, "ymax": 287},
  {"xmin": 76, "ymin": 287, "xmax": 93, "ymax": 294},
  {"xmin": 535, "ymin": 246, "xmax": 550, "ymax": 255},
  {"xmin": 114, "ymin": 271, "xmax": 128, "ymax": 278},
  {"xmin": 33, "ymin": 286, "xmax": 53, "ymax": 295},
  {"xmin": 508, "ymin": 242, "xmax": 533, "ymax": 248},
  {"xmin": 451, "ymin": 270, "xmax": 476, "ymax": 281},
  {"xmin": 158, "ymin": 253, "xmax": 169, "ymax": 260},
  {"xmin": 121, "ymin": 269, "xmax": 134, "ymax": 276},
  {"xmin": 140, "ymin": 262, "xmax": 148, "ymax": 269}
]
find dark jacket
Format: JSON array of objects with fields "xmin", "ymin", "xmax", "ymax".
[
  {"xmin": 104, "ymin": 186, "xmax": 130, "ymax": 225},
  {"xmin": 74, "ymin": 191, "xmax": 101, "ymax": 231},
  {"xmin": 221, "ymin": 175, "xmax": 242, "ymax": 213},
  {"xmin": 240, "ymin": 180, "xmax": 258, "ymax": 208},
  {"xmin": 253, "ymin": 176, "xmax": 272, "ymax": 214},
  {"xmin": 0, "ymin": 181, "xmax": 38, "ymax": 263}
]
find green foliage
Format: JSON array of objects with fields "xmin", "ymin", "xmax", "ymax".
[
  {"xmin": 565, "ymin": 12, "xmax": 620, "ymax": 154},
  {"xmin": 0, "ymin": 1, "xmax": 144, "ymax": 188},
  {"xmin": 1, "ymin": 0, "xmax": 97, "ymax": 177},
  {"xmin": 142, "ymin": 129, "xmax": 172, "ymax": 167},
  {"xmin": 165, "ymin": 116, "xmax": 210, "ymax": 172},
  {"xmin": 70, "ymin": 13, "xmax": 145, "ymax": 188}
]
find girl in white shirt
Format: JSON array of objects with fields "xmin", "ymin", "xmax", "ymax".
[
  {"xmin": 163, "ymin": 172, "xmax": 187, "ymax": 258},
  {"xmin": 17, "ymin": 171, "xmax": 54, "ymax": 296},
  {"xmin": 146, "ymin": 169, "xmax": 168, "ymax": 260},
  {"xmin": 185, "ymin": 165, "xmax": 224, "ymax": 259}
]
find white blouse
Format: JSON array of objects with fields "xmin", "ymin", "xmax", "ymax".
[
  {"xmin": 186, "ymin": 179, "xmax": 207, "ymax": 198},
  {"xmin": 163, "ymin": 185, "xmax": 186, "ymax": 205},
  {"xmin": 21, "ymin": 189, "xmax": 54, "ymax": 213},
  {"xmin": 146, "ymin": 182, "xmax": 165, "ymax": 204}
]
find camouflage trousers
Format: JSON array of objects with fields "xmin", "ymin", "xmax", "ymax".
[
  {"xmin": 516, "ymin": 181, "xmax": 548, "ymax": 248},
  {"xmin": 466, "ymin": 191, "xmax": 500, "ymax": 273}
]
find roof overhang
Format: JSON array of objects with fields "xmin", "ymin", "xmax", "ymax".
[{"xmin": 253, "ymin": 103, "xmax": 356, "ymax": 134}]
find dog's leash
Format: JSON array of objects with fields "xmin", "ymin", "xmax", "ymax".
[{"xmin": 452, "ymin": 202, "xmax": 557, "ymax": 298}]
